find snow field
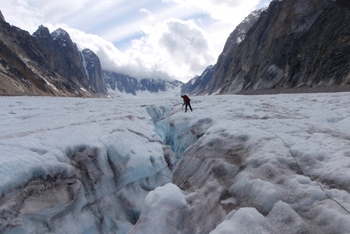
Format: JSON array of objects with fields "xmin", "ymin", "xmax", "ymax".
[
  {"xmin": 1, "ymin": 92, "xmax": 350, "ymax": 233},
  {"xmin": 134, "ymin": 92, "xmax": 350, "ymax": 233},
  {"xmin": 0, "ymin": 96, "xmax": 176, "ymax": 233}
]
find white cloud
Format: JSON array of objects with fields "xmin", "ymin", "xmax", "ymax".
[
  {"xmin": 0, "ymin": 0, "xmax": 149, "ymax": 34},
  {"xmin": 162, "ymin": 0, "xmax": 261, "ymax": 26},
  {"xmin": 1, "ymin": 0, "xmax": 272, "ymax": 83},
  {"xmin": 49, "ymin": 18, "xmax": 215, "ymax": 82},
  {"xmin": 140, "ymin": 8, "xmax": 155, "ymax": 21}
]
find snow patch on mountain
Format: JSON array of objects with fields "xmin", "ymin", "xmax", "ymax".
[{"xmin": 51, "ymin": 28, "xmax": 69, "ymax": 40}]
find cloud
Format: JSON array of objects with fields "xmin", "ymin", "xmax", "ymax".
[
  {"xmin": 48, "ymin": 18, "xmax": 215, "ymax": 82},
  {"xmin": 140, "ymin": 8, "xmax": 155, "ymax": 20},
  {"xmin": 157, "ymin": 19, "xmax": 213, "ymax": 69},
  {"xmin": 123, "ymin": 19, "xmax": 216, "ymax": 81},
  {"xmin": 1, "ymin": 0, "xmax": 271, "ymax": 83},
  {"xmin": 159, "ymin": 0, "xmax": 272, "ymax": 60},
  {"xmin": 162, "ymin": 0, "xmax": 261, "ymax": 26},
  {"xmin": 0, "ymin": 0, "xmax": 151, "ymax": 35},
  {"xmin": 0, "ymin": 1, "xmax": 42, "ymax": 33}
]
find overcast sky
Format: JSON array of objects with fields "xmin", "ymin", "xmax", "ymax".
[{"xmin": 0, "ymin": 0, "xmax": 271, "ymax": 82}]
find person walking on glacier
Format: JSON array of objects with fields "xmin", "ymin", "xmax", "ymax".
[{"xmin": 181, "ymin": 95, "xmax": 193, "ymax": 112}]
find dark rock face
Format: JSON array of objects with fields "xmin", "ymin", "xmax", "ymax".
[
  {"xmin": 82, "ymin": 49, "xmax": 108, "ymax": 95},
  {"xmin": 336, "ymin": 0, "xmax": 350, "ymax": 10},
  {"xmin": 50, "ymin": 28, "xmax": 98, "ymax": 94},
  {"xmin": 208, "ymin": 0, "xmax": 350, "ymax": 95},
  {"xmin": 32, "ymin": 26, "xmax": 90, "ymax": 96},
  {"xmin": 104, "ymin": 70, "xmax": 182, "ymax": 95},
  {"xmin": 0, "ymin": 10, "xmax": 5, "ymax": 22},
  {"xmin": 0, "ymin": 22, "xmax": 49, "ymax": 96},
  {"xmin": 0, "ymin": 16, "xmax": 106, "ymax": 97}
]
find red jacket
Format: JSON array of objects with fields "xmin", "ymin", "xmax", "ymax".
[{"xmin": 182, "ymin": 95, "xmax": 190, "ymax": 102}]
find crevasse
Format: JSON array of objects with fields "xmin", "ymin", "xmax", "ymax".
[{"xmin": 146, "ymin": 105, "xmax": 211, "ymax": 162}]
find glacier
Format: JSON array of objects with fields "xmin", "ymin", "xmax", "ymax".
[{"xmin": 1, "ymin": 91, "xmax": 350, "ymax": 233}]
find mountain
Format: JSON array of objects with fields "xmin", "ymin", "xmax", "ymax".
[
  {"xmin": 0, "ymin": 10, "xmax": 4, "ymax": 22},
  {"xmin": 0, "ymin": 12, "xmax": 181, "ymax": 98},
  {"xmin": 207, "ymin": 0, "xmax": 350, "ymax": 95},
  {"xmin": 0, "ymin": 14, "xmax": 107, "ymax": 97},
  {"xmin": 181, "ymin": 65, "xmax": 215, "ymax": 95},
  {"xmin": 82, "ymin": 49, "xmax": 108, "ymax": 95},
  {"xmin": 103, "ymin": 70, "xmax": 182, "ymax": 96},
  {"xmin": 181, "ymin": 8, "xmax": 266, "ymax": 95}
]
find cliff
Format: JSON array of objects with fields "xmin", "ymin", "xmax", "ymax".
[
  {"xmin": 0, "ymin": 16, "xmax": 107, "ymax": 97},
  {"xmin": 208, "ymin": 0, "xmax": 350, "ymax": 95}
]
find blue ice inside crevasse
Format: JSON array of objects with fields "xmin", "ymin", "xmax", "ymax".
[{"xmin": 146, "ymin": 105, "xmax": 212, "ymax": 162}]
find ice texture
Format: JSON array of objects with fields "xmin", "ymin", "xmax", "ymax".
[
  {"xmin": 0, "ymin": 96, "xmax": 176, "ymax": 233},
  {"xmin": 1, "ymin": 92, "xmax": 350, "ymax": 233},
  {"xmin": 134, "ymin": 93, "xmax": 350, "ymax": 234}
]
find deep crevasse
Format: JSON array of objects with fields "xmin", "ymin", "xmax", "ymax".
[
  {"xmin": 2, "ymin": 142, "xmax": 175, "ymax": 234},
  {"xmin": 1, "ymin": 98, "xmax": 210, "ymax": 234},
  {"xmin": 146, "ymin": 105, "xmax": 212, "ymax": 161},
  {"xmin": 0, "ymin": 97, "xmax": 180, "ymax": 234}
]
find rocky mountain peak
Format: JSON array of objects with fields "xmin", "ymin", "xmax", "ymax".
[
  {"xmin": 222, "ymin": 7, "xmax": 266, "ymax": 54},
  {"xmin": 51, "ymin": 28, "xmax": 69, "ymax": 39},
  {"xmin": 82, "ymin": 49, "xmax": 108, "ymax": 95},
  {"xmin": 32, "ymin": 25, "xmax": 51, "ymax": 38},
  {"xmin": 0, "ymin": 10, "xmax": 5, "ymax": 22},
  {"xmin": 51, "ymin": 28, "xmax": 72, "ymax": 48},
  {"xmin": 82, "ymin": 48, "xmax": 99, "ymax": 69}
]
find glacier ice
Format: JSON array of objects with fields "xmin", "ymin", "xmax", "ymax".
[
  {"xmin": 0, "ymin": 96, "xmax": 176, "ymax": 234},
  {"xmin": 134, "ymin": 93, "xmax": 350, "ymax": 234},
  {"xmin": 1, "ymin": 92, "xmax": 350, "ymax": 233}
]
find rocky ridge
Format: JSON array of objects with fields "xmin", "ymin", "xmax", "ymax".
[
  {"xmin": 207, "ymin": 0, "xmax": 350, "ymax": 95},
  {"xmin": 82, "ymin": 49, "xmax": 108, "ymax": 95},
  {"xmin": 0, "ymin": 14, "xmax": 107, "ymax": 97},
  {"xmin": 181, "ymin": 8, "xmax": 266, "ymax": 95}
]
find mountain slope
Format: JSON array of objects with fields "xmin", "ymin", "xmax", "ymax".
[
  {"xmin": 181, "ymin": 8, "xmax": 265, "ymax": 96},
  {"xmin": 208, "ymin": 0, "xmax": 350, "ymax": 95},
  {"xmin": 0, "ymin": 14, "xmax": 107, "ymax": 97}
]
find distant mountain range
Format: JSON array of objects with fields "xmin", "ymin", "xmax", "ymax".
[
  {"xmin": 103, "ymin": 71, "xmax": 182, "ymax": 96},
  {"xmin": 1, "ymin": 0, "xmax": 350, "ymax": 97}
]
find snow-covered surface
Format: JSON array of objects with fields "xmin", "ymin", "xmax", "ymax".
[
  {"xmin": 51, "ymin": 28, "xmax": 68, "ymax": 40},
  {"xmin": 1, "ymin": 91, "xmax": 350, "ymax": 233},
  {"xmin": 136, "ymin": 92, "xmax": 350, "ymax": 233},
  {"xmin": 0, "ymin": 95, "xmax": 177, "ymax": 233}
]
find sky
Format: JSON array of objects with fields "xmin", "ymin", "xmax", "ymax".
[{"xmin": 0, "ymin": 0, "xmax": 271, "ymax": 82}]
